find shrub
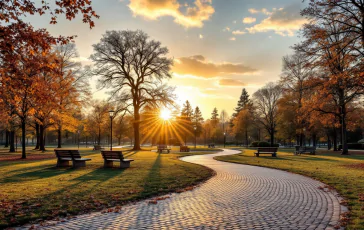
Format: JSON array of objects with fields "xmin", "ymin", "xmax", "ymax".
[
  {"xmin": 339, "ymin": 143, "xmax": 364, "ymax": 150},
  {"xmin": 250, "ymin": 141, "xmax": 259, "ymax": 147},
  {"xmin": 258, "ymin": 141, "xmax": 270, "ymax": 147}
]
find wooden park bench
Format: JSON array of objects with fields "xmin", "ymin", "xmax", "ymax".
[
  {"xmin": 101, "ymin": 151, "xmax": 134, "ymax": 168},
  {"xmin": 254, "ymin": 147, "xmax": 278, "ymax": 157},
  {"xmin": 180, "ymin": 145, "xmax": 190, "ymax": 152},
  {"xmin": 208, "ymin": 143, "xmax": 215, "ymax": 148},
  {"xmin": 54, "ymin": 149, "xmax": 91, "ymax": 168},
  {"xmin": 295, "ymin": 146, "xmax": 316, "ymax": 155},
  {"xmin": 157, "ymin": 144, "xmax": 171, "ymax": 153}
]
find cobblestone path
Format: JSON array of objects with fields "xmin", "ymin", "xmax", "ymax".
[{"xmin": 23, "ymin": 149, "xmax": 345, "ymax": 230}]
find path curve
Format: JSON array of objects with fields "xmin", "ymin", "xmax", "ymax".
[{"xmin": 26, "ymin": 149, "xmax": 345, "ymax": 230}]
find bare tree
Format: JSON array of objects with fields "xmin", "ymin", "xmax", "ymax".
[
  {"xmin": 280, "ymin": 51, "xmax": 313, "ymax": 146},
  {"xmin": 253, "ymin": 82, "xmax": 283, "ymax": 146},
  {"xmin": 90, "ymin": 30, "xmax": 175, "ymax": 150},
  {"xmin": 53, "ymin": 43, "xmax": 91, "ymax": 148}
]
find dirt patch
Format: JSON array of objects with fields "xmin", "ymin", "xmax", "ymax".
[{"xmin": 344, "ymin": 163, "xmax": 364, "ymax": 170}]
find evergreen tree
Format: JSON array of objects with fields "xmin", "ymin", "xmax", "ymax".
[
  {"xmin": 233, "ymin": 88, "xmax": 250, "ymax": 117},
  {"xmin": 179, "ymin": 100, "xmax": 194, "ymax": 144},
  {"xmin": 192, "ymin": 106, "xmax": 204, "ymax": 137},
  {"xmin": 211, "ymin": 107, "xmax": 219, "ymax": 128},
  {"xmin": 210, "ymin": 107, "xmax": 219, "ymax": 143}
]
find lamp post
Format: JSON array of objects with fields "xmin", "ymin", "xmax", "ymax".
[
  {"xmin": 77, "ymin": 130, "xmax": 80, "ymax": 149},
  {"xmin": 194, "ymin": 126, "xmax": 197, "ymax": 149},
  {"xmin": 224, "ymin": 132, "xmax": 226, "ymax": 148},
  {"xmin": 109, "ymin": 110, "xmax": 115, "ymax": 150}
]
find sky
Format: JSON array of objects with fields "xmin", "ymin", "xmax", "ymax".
[{"xmin": 26, "ymin": 0, "xmax": 307, "ymax": 119}]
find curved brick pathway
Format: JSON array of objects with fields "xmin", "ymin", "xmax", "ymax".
[{"xmin": 25, "ymin": 149, "xmax": 345, "ymax": 229}]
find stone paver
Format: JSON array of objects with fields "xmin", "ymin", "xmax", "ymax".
[{"xmin": 21, "ymin": 149, "xmax": 346, "ymax": 229}]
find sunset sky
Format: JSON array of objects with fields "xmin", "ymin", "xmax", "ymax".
[{"xmin": 27, "ymin": 0, "xmax": 307, "ymax": 118}]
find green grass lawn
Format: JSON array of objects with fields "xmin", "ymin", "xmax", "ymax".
[
  {"xmin": 215, "ymin": 148, "xmax": 364, "ymax": 229},
  {"xmin": 0, "ymin": 147, "xmax": 215, "ymax": 228}
]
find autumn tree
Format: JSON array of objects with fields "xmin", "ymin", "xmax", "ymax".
[
  {"xmin": 253, "ymin": 82, "xmax": 282, "ymax": 146},
  {"xmin": 296, "ymin": 13, "xmax": 364, "ymax": 154},
  {"xmin": 53, "ymin": 43, "xmax": 91, "ymax": 148},
  {"xmin": 280, "ymin": 51, "xmax": 313, "ymax": 146},
  {"xmin": 91, "ymin": 30, "xmax": 174, "ymax": 150},
  {"xmin": 89, "ymin": 101, "xmax": 110, "ymax": 146},
  {"xmin": 302, "ymin": 0, "xmax": 364, "ymax": 57}
]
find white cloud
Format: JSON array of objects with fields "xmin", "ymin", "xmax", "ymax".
[
  {"xmin": 246, "ymin": 3, "xmax": 306, "ymax": 36},
  {"xmin": 229, "ymin": 37, "xmax": 236, "ymax": 41},
  {"xmin": 232, "ymin": 30, "xmax": 246, "ymax": 35},
  {"xmin": 248, "ymin": 8, "xmax": 271, "ymax": 15},
  {"xmin": 199, "ymin": 34, "xmax": 204, "ymax": 39}
]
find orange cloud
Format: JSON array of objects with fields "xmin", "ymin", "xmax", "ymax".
[
  {"xmin": 128, "ymin": 0, "xmax": 214, "ymax": 28},
  {"xmin": 242, "ymin": 17, "xmax": 256, "ymax": 24},
  {"xmin": 246, "ymin": 4, "xmax": 306, "ymax": 36},
  {"xmin": 219, "ymin": 79, "xmax": 245, "ymax": 87},
  {"xmin": 173, "ymin": 55, "xmax": 257, "ymax": 78}
]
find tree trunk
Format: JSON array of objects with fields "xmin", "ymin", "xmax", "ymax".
[
  {"xmin": 133, "ymin": 106, "xmax": 141, "ymax": 150},
  {"xmin": 327, "ymin": 133, "xmax": 331, "ymax": 150},
  {"xmin": 5, "ymin": 130, "xmax": 9, "ymax": 147},
  {"xmin": 270, "ymin": 130, "xmax": 274, "ymax": 147},
  {"xmin": 98, "ymin": 126, "xmax": 101, "ymax": 145},
  {"xmin": 39, "ymin": 125, "xmax": 46, "ymax": 151},
  {"xmin": 299, "ymin": 133, "xmax": 304, "ymax": 147},
  {"xmin": 57, "ymin": 125, "xmax": 62, "ymax": 148},
  {"xmin": 118, "ymin": 137, "xmax": 121, "ymax": 145},
  {"xmin": 34, "ymin": 123, "xmax": 40, "ymax": 150},
  {"xmin": 312, "ymin": 134, "xmax": 317, "ymax": 147},
  {"xmin": 341, "ymin": 108, "xmax": 349, "ymax": 155},
  {"xmin": 333, "ymin": 129, "xmax": 338, "ymax": 151},
  {"xmin": 21, "ymin": 120, "xmax": 26, "ymax": 159},
  {"xmin": 9, "ymin": 130, "xmax": 15, "ymax": 152}
]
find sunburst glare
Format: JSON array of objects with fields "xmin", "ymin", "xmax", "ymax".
[{"xmin": 160, "ymin": 108, "xmax": 172, "ymax": 121}]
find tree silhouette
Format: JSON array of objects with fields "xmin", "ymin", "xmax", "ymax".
[
  {"xmin": 253, "ymin": 83, "xmax": 282, "ymax": 146},
  {"xmin": 91, "ymin": 30, "xmax": 174, "ymax": 150}
]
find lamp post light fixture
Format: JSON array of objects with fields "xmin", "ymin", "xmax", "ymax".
[
  {"xmin": 194, "ymin": 125, "xmax": 197, "ymax": 149},
  {"xmin": 224, "ymin": 132, "xmax": 226, "ymax": 148},
  {"xmin": 109, "ymin": 110, "xmax": 115, "ymax": 150}
]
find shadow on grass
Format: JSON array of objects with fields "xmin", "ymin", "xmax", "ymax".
[
  {"xmin": 0, "ymin": 166, "xmax": 69, "ymax": 183},
  {"xmin": 139, "ymin": 153, "xmax": 162, "ymax": 197}
]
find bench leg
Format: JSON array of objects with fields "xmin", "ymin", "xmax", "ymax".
[
  {"xmin": 255, "ymin": 154, "xmax": 259, "ymax": 157},
  {"xmin": 104, "ymin": 160, "xmax": 113, "ymax": 168},
  {"xmin": 272, "ymin": 153, "xmax": 277, "ymax": 157},
  {"xmin": 73, "ymin": 161, "xmax": 86, "ymax": 168},
  {"xmin": 57, "ymin": 159, "xmax": 70, "ymax": 167},
  {"xmin": 120, "ymin": 161, "xmax": 131, "ymax": 169}
]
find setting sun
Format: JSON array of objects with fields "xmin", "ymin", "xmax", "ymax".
[{"xmin": 160, "ymin": 108, "xmax": 172, "ymax": 121}]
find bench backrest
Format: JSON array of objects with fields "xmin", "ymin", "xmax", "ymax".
[
  {"xmin": 55, "ymin": 149, "xmax": 81, "ymax": 159},
  {"xmin": 300, "ymin": 146, "xmax": 316, "ymax": 151},
  {"xmin": 101, "ymin": 151, "xmax": 123, "ymax": 160},
  {"xmin": 257, "ymin": 147, "xmax": 278, "ymax": 152}
]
